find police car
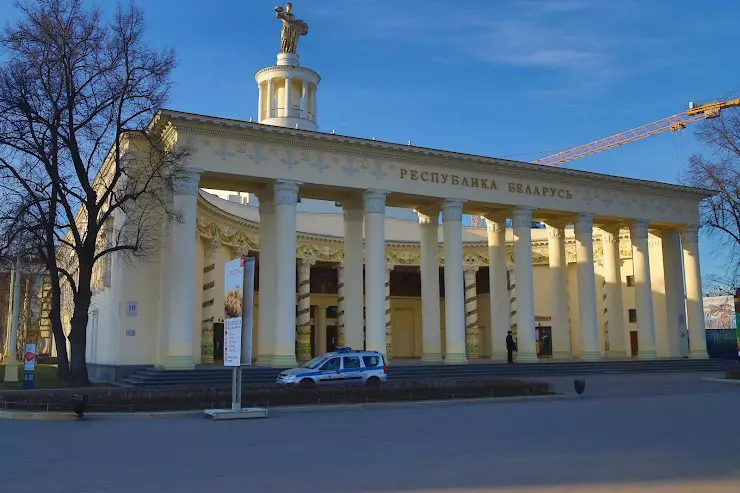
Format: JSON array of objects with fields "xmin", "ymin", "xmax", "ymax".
[{"xmin": 276, "ymin": 347, "xmax": 387, "ymax": 387}]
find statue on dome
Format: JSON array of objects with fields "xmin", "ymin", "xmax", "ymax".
[{"xmin": 274, "ymin": 3, "xmax": 308, "ymax": 53}]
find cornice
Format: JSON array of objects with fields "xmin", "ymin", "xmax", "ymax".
[
  {"xmin": 158, "ymin": 109, "xmax": 713, "ymax": 201},
  {"xmin": 255, "ymin": 65, "xmax": 321, "ymax": 83}
]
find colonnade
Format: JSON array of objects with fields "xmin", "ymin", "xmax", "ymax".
[{"xmin": 164, "ymin": 170, "xmax": 710, "ymax": 369}]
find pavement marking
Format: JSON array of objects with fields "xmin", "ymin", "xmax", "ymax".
[
  {"xmin": 269, "ymin": 393, "xmax": 577, "ymax": 415},
  {"xmin": 701, "ymin": 377, "xmax": 740, "ymax": 385}
]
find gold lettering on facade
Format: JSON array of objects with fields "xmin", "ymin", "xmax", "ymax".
[{"xmin": 398, "ymin": 168, "xmax": 572, "ymax": 199}]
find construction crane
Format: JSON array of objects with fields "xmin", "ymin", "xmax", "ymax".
[
  {"xmin": 531, "ymin": 98, "xmax": 740, "ymax": 167},
  {"xmin": 469, "ymin": 97, "xmax": 740, "ymax": 227}
]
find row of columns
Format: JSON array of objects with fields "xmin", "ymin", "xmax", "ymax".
[
  {"xmin": 258, "ymin": 78, "xmax": 314, "ymax": 121},
  {"xmin": 164, "ymin": 170, "xmax": 708, "ymax": 369}
]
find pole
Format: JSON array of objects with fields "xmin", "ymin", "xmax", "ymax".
[
  {"xmin": 4, "ymin": 256, "xmax": 21, "ymax": 382},
  {"xmin": 231, "ymin": 366, "xmax": 242, "ymax": 411}
]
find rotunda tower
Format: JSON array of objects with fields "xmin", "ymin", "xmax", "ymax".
[{"xmin": 255, "ymin": 3, "xmax": 320, "ymax": 131}]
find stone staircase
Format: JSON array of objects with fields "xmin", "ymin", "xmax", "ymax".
[{"xmin": 116, "ymin": 358, "xmax": 739, "ymax": 388}]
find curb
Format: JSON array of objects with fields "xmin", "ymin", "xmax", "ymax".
[
  {"xmin": 701, "ymin": 377, "xmax": 740, "ymax": 385},
  {"xmin": 0, "ymin": 410, "xmax": 200, "ymax": 421},
  {"xmin": 0, "ymin": 394, "xmax": 574, "ymax": 420},
  {"xmin": 269, "ymin": 393, "xmax": 576, "ymax": 415}
]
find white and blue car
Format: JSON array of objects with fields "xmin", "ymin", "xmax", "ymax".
[{"xmin": 276, "ymin": 347, "xmax": 387, "ymax": 387}]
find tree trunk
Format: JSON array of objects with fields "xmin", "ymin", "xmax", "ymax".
[
  {"xmin": 68, "ymin": 266, "xmax": 93, "ymax": 386},
  {"xmin": 47, "ymin": 266, "xmax": 70, "ymax": 381}
]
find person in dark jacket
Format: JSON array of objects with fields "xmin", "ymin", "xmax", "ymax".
[{"xmin": 506, "ymin": 331, "xmax": 517, "ymax": 363}]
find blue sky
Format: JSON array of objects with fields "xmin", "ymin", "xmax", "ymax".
[{"xmin": 2, "ymin": 0, "xmax": 738, "ymax": 286}]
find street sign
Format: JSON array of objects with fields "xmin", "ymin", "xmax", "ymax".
[{"xmin": 126, "ymin": 301, "xmax": 138, "ymax": 317}]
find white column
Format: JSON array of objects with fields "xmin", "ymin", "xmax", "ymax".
[
  {"xmin": 296, "ymin": 258, "xmax": 314, "ymax": 361},
  {"xmin": 681, "ymin": 225, "xmax": 709, "ymax": 358},
  {"xmin": 342, "ymin": 200, "xmax": 364, "ymax": 350},
  {"xmin": 546, "ymin": 221, "xmax": 572, "ymax": 359},
  {"xmin": 363, "ymin": 190, "xmax": 389, "ymax": 355},
  {"xmin": 284, "ymin": 77, "xmax": 292, "ymax": 117},
  {"xmin": 442, "ymin": 199, "xmax": 467, "ymax": 364},
  {"xmin": 463, "ymin": 266, "xmax": 480, "ymax": 358},
  {"xmin": 511, "ymin": 206, "xmax": 538, "ymax": 362},
  {"xmin": 417, "ymin": 208, "xmax": 442, "ymax": 362},
  {"xmin": 164, "ymin": 168, "xmax": 203, "ymax": 370},
  {"xmin": 385, "ymin": 263, "xmax": 394, "ymax": 359},
  {"xmin": 257, "ymin": 82, "xmax": 264, "ymax": 122},
  {"xmin": 266, "ymin": 78, "xmax": 274, "ymax": 118},
  {"xmin": 301, "ymin": 80, "xmax": 309, "ymax": 119},
  {"xmin": 601, "ymin": 225, "xmax": 626, "ymax": 358},
  {"xmin": 662, "ymin": 229, "xmax": 686, "ymax": 358},
  {"xmin": 574, "ymin": 214, "xmax": 601, "ymax": 360},
  {"xmin": 316, "ymin": 305, "xmax": 328, "ymax": 355},
  {"xmin": 630, "ymin": 220, "xmax": 657, "ymax": 359},
  {"xmin": 256, "ymin": 196, "xmax": 275, "ymax": 366},
  {"xmin": 271, "ymin": 180, "xmax": 300, "ymax": 367},
  {"xmin": 335, "ymin": 263, "xmax": 345, "ymax": 348},
  {"xmin": 484, "ymin": 213, "xmax": 509, "ymax": 361},
  {"xmin": 3, "ymin": 256, "xmax": 21, "ymax": 382}
]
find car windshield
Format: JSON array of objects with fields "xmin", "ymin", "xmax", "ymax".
[{"xmin": 302, "ymin": 356, "xmax": 326, "ymax": 369}]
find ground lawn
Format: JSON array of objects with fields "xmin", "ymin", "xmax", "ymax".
[{"xmin": 1, "ymin": 364, "xmax": 73, "ymax": 390}]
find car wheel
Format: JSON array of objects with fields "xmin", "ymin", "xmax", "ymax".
[
  {"xmin": 299, "ymin": 378, "xmax": 315, "ymax": 388},
  {"xmin": 366, "ymin": 376, "xmax": 381, "ymax": 387}
]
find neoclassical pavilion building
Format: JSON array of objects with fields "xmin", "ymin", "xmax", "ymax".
[{"xmin": 82, "ymin": 6, "xmax": 711, "ymax": 381}]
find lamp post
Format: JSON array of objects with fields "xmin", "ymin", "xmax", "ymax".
[{"xmin": 3, "ymin": 256, "xmax": 21, "ymax": 382}]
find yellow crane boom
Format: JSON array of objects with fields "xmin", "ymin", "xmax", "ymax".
[{"xmin": 531, "ymin": 98, "xmax": 740, "ymax": 167}]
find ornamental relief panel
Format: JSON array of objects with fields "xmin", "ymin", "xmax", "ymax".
[{"xmin": 196, "ymin": 205, "xmax": 636, "ymax": 268}]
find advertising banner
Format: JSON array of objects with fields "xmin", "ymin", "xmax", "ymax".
[
  {"xmin": 23, "ymin": 343, "xmax": 36, "ymax": 389},
  {"xmin": 223, "ymin": 256, "xmax": 256, "ymax": 367}
]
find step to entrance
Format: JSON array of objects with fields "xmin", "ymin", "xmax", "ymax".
[{"xmin": 115, "ymin": 358, "xmax": 738, "ymax": 388}]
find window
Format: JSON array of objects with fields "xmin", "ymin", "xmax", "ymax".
[
  {"xmin": 628, "ymin": 309, "xmax": 637, "ymax": 323},
  {"xmin": 626, "ymin": 275, "xmax": 635, "ymax": 286},
  {"xmin": 343, "ymin": 356, "xmax": 361, "ymax": 369},
  {"xmin": 362, "ymin": 355, "xmax": 381, "ymax": 367},
  {"xmin": 321, "ymin": 358, "xmax": 340, "ymax": 371}
]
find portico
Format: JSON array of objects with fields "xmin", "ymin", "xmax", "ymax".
[{"xmin": 129, "ymin": 100, "xmax": 710, "ymax": 371}]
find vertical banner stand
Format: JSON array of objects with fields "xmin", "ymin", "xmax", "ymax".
[{"xmin": 204, "ymin": 256, "xmax": 268, "ymax": 421}]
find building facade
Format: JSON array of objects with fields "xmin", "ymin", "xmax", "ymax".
[{"xmin": 78, "ymin": 6, "xmax": 712, "ymax": 382}]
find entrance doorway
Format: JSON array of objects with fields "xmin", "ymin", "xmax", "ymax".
[
  {"xmin": 536, "ymin": 326, "xmax": 552, "ymax": 357},
  {"xmin": 326, "ymin": 324, "xmax": 338, "ymax": 352},
  {"xmin": 213, "ymin": 322, "xmax": 224, "ymax": 361},
  {"xmin": 629, "ymin": 330, "xmax": 638, "ymax": 357}
]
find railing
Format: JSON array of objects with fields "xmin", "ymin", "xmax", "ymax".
[{"xmin": 270, "ymin": 106, "xmax": 315, "ymax": 121}]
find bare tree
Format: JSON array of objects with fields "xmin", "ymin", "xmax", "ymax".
[
  {"xmin": 0, "ymin": 0, "xmax": 189, "ymax": 384},
  {"xmin": 682, "ymin": 109, "xmax": 740, "ymax": 288}
]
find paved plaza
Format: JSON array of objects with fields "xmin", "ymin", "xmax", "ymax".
[{"xmin": 1, "ymin": 372, "xmax": 739, "ymax": 492}]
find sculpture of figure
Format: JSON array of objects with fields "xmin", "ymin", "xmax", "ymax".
[{"xmin": 274, "ymin": 3, "xmax": 308, "ymax": 53}]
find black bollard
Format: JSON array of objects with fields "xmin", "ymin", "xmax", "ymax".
[
  {"xmin": 574, "ymin": 379, "xmax": 585, "ymax": 395},
  {"xmin": 70, "ymin": 394, "xmax": 88, "ymax": 417}
]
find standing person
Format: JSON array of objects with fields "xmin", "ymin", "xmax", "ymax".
[{"xmin": 506, "ymin": 331, "xmax": 517, "ymax": 364}]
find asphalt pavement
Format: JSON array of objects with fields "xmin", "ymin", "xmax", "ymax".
[{"xmin": 1, "ymin": 372, "xmax": 739, "ymax": 493}]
